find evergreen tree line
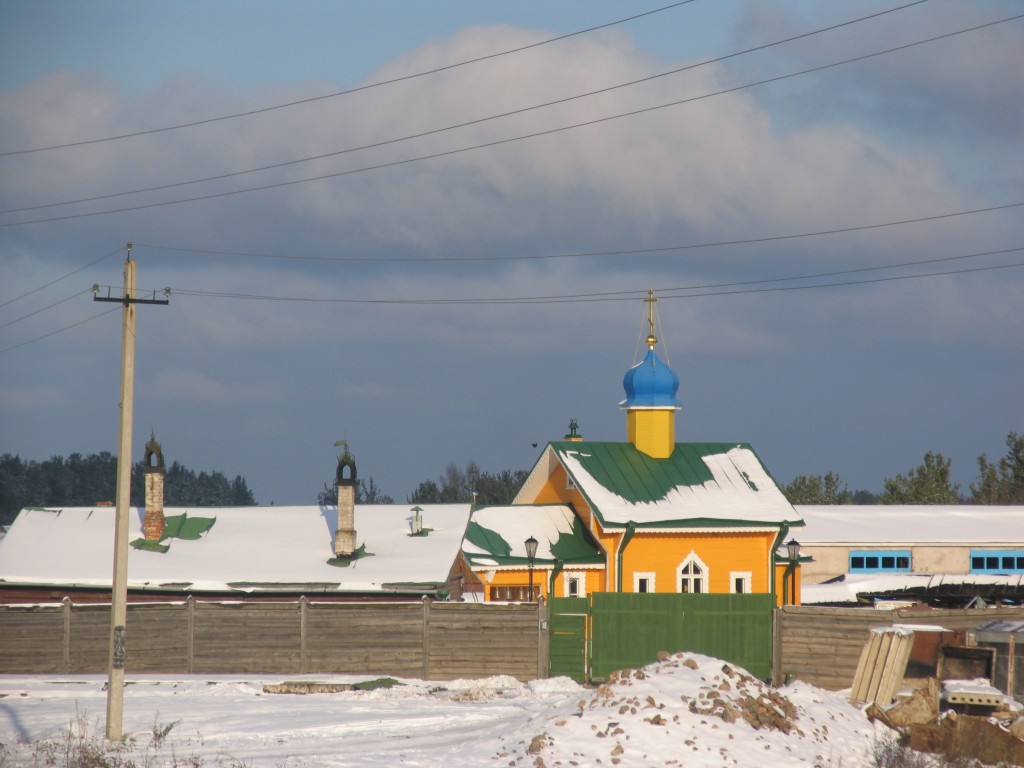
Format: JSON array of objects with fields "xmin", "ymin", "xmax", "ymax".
[
  {"xmin": 5, "ymin": 431, "xmax": 1020, "ymax": 526},
  {"xmin": 316, "ymin": 461, "xmax": 529, "ymax": 507},
  {"xmin": 781, "ymin": 431, "xmax": 1024, "ymax": 505},
  {"xmin": 0, "ymin": 452, "xmax": 256, "ymax": 526}
]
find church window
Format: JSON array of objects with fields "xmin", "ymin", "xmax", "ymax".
[{"xmin": 677, "ymin": 553, "xmax": 707, "ymax": 594}]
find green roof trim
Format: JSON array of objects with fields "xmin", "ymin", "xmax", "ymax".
[
  {"xmin": 326, "ymin": 543, "xmax": 374, "ymax": 567},
  {"xmin": 608, "ymin": 516, "xmax": 805, "ymax": 531},
  {"xmin": 177, "ymin": 515, "xmax": 217, "ymax": 540},
  {"xmin": 130, "ymin": 513, "xmax": 217, "ymax": 553},
  {"xmin": 552, "ymin": 441, "xmax": 758, "ymax": 504},
  {"xmin": 130, "ymin": 538, "xmax": 170, "ymax": 553}
]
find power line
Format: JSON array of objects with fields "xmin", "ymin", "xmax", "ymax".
[
  {"xmin": 0, "ymin": 289, "xmax": 90, "ymax": 329},
  {"xmin": 132, "ymin": 202, "xmax": 1022, "ymax": 263},
  {"xmin": 164, "ymin": 246, "xmax": 1024, "ymax": 305},
  {"xmin": 8, "ymin": 200, "xmax": 1013, "ymax": 332},
  {"xmin": 4, "ymin": 13, "xmax": 1017, "ymax": 229},
  {"xmin": 663, "ymin": 261, "xmax": 1024, "ymax": 301},
  {"xmin": 0, "ymin": 2, "xmax": 695, "ymax": 157},
  {"xmin": 5, "ymin": 246, "xmax": 1019, "ymax": 355},
  {"xmin": 0, "ymin": 245, "xmax": 125, "ymax": 308},
  {"xmin": 0, "ymin": 307, "xmax": 118, "ymax": 354},
  {"xmin": 2, "ymin": 0, "xmax": 930, "ymax": 215}
]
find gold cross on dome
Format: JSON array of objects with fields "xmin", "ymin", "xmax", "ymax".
[{"xmin": 645, "ymin": 289, "xmax": 657, "ymax": 348}]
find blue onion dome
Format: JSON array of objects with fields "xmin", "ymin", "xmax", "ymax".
[{"xmin": 621, "ymin": 347, "xmax": 681, "ymax": 408}]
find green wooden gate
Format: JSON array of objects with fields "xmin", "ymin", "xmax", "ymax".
[
  {"xmin": 548, "ymin": 597, "xmax": 589, "ymax": 682},
  {"xmin": 549, "ymin": 593, "xmax": 774, "ymax": 683}
]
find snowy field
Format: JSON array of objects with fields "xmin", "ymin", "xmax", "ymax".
[{"xmin": 0, "ymin": 653, "xmax": 892, "ymax": 767}]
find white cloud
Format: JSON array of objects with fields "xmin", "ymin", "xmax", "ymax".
[{"xmin": 1, "ymin": 9, "xmax": 1020, "ymax": 503}]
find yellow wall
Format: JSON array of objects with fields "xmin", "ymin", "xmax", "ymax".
[
  {"xmin": 626, "ymin": 410, "xmax": 675, "ymax": 458},
  {"xmin": 533, "ymin": 464, "xmax": 593, "ymax": 528},
  {"xmin": 774, "ymin": 562, "xmax": 802, "ymax": 606},
  {"xmin": 480, "ymin": 567, "xmax": 604, "ymax": 600},
  {"xmin": 620, "ymin": 531, "xmax": 776, "ymax": 594}
]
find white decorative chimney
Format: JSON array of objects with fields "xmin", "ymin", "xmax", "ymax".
[
  {"xmin": 142, "ymin": 432, "xmax": 166, "ymax": 540},
  {"xmin": 334, "ymin": 444, "xmax": 357, "ymax": 557}
]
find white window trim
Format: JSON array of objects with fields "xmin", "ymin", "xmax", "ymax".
[
  {"xmin": 730, "ymin": 571, "xmax": 752, "ymax": 594},
  {"xmin": 562, "ymin": 571, "xmax": 587, "ymax": 598},
  {"xmin": 633, "ymin": 571, "xmax": 656, "ymax": 594},
  {"xmin": 676, "ymin": 551, "xmax": 709, "ymax": 594}
]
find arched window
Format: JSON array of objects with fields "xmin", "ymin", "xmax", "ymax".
[{"xmin": 676, "ymin": 552, "xmax": 708, "ymax": 594}]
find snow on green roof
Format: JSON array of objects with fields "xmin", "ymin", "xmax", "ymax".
[
  {"xmin": 462, "ymin": 505, "xmax": 604, "ymax": 568},
  {"xmin": 550, "ymin": 441, "xmax": 802, "ymax": 530},
  {"xmin": 0, "ymin": 504, "xmax": 471, "ymax": 594}
]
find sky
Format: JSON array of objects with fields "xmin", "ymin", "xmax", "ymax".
[
  {"xmin": 0, "ymin": 653, "xmax": 895, "ymax": 767},
  {"xmin": 1, "ymin": 0, "xmax": 1022, "ymax": 506}
]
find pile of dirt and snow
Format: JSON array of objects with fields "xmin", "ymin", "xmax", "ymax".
[
  {"xmin": 494, "ymin": 651, "xmax": 888, "ymax": 767},
  {"xmin": 1, "ymin": 655, "xmax": 893, "ymax": 767}
]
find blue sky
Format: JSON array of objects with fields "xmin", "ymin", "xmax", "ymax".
[{"xmin": 1, "ymin": 1, "xmax": 1022, "ymax": 504}]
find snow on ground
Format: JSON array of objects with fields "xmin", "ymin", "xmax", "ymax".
[{"xmin": 0, "ymin": 653, "xmax": 889, "ymax": 767}]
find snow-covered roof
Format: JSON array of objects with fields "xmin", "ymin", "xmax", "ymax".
[
  {"xmin": 802, "ymin": 572, "xmax": 1024, "ymax": 605},
  {"xmin": 536, "ymin": 442, "xmax": 801, "ymax": 529},
  {"xmin": 462, "ymin": 505, "xmax": 604, "ymax": 569},
  {"xmin": 795, "ymin": 505, "xmax": 1024, "ymax": 546},
  {"xmin": 0, "ymin": 504, "xmax": 472, "ymax": 595}
]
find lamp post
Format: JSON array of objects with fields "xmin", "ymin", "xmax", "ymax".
[
  {"xmin": 785, "ymin": 539, "xmax": 801, "ymax": 605},
  {"xmin": 524, "ymin": 536, "xmax": 538, "ymax": 602}
]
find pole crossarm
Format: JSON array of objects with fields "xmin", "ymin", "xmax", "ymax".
[{"xmin": 93, "ymin": 286, "xmax": 170, "ymax": 305}]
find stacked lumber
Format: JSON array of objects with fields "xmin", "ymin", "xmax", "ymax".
[{"xmin": 850, "ymin": 627, "xmax": 915, "ymax": 707}]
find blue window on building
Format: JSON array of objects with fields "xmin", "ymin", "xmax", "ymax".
[
  {"xmin": 849, "ymin": 550, "xmax": 912, "ymax": 573},
  {"xmin": 970, "ymin": 550, "xmax": 1024, "ymax": 574}
]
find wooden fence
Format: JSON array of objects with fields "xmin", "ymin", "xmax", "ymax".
[
  {"xmin": 9, "ymin": 599, "xmax": 1022, "ymax": 689},
  {"xmin": 773, "ymin": 605, "xmax": 1024, "ymax": 690},
  {"xmin": 0, "ymin": 598, "xmax": 547, "ymax": 681}
]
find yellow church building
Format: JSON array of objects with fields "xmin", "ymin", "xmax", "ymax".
[{"xmin": 462, "ymin": 293, "xmax": 805, "ymax": 606}]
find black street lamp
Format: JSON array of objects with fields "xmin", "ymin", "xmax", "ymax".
[
  {"xmin": 786, "ymin": 538, "xmax": 801, "ymax": 563},
  {"xmin": 525, "ymin": 536, "xmax": 539, "ymax": 601}
]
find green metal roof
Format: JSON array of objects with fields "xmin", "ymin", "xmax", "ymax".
[
  {"xmin": 550, "ymin": 441, "xmax": 802, "ymax": 530},
  {"xmin": 464, "ymin": 519, "xmax": 513, "ymax": 559},
  {"xmin": 462, "ymin": 505, "xmax": 604, "ymax": 567},
  {"xmin": 551, "ymin": 442, "xmax": 753, "ymax": 503}
]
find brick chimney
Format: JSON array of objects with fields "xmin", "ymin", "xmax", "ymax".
[
  {"xmin": 333, "ymin": 444, "xmax": 357, "ymax": 557},
  {"xmin": 142, "ymin": 432, "xmax": 166, "ymax": 540}
]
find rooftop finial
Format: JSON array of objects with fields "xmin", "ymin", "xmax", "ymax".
[
  {"xmin": 564, "ymin": 418, "xmax": 583, "ymax": 442},
  {"xmin": 645, "ymin": 289, "xmax": 657, "ymax": 349}
]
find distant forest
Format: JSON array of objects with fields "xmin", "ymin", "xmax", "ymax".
[
  {"xmin": 3, "ymin": 432, "xmax": 1021, "ymax": 527},
  {"xmin": 0, "ymin": 452, "xmax": 255, "ymax": 526},
  {"xmin": 780, "ymin": 432, "xmax": 1024, "ymax": 506}
]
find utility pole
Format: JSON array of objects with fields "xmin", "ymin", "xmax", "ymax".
[{"xmin": 93, "ymin": 243, "xmax": 168, "ymax": 740}]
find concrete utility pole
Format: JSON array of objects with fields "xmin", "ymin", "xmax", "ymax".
[{"xmin": 93, "ymin": 244, "xmax": 168, "ymax": 740}]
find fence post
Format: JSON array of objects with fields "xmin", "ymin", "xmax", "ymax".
[
  {"xmin": 187, "ymin": 596, "xmax": 195, "ymax": 674},
  {"xmin": 537, "ymin": 597, "xmax": 549, "ymax": 680},
  {"xmin": 299, "ymin": 596, "xmax": 308, "ymax": 674},
  {"xmin": 422, "ymin": 596, "xmax": 431, "ymax": 680},
  {"xmin": 63, "ymin": 597, "xmax": 72, "ymax": 673},
  {"xmin": 771, "ymin": 606, "xmax": 781, "ymax": 686}
]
